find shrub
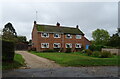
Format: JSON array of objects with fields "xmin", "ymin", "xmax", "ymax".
[
  {"xmin": 89, "ymin": 45, "xmax": 105, "ymax": 51},
  {"xmin": 112, "ymin": 53, "xmax": 117, "ymax": 55},
  {"xmin": 85, "ymin": 49, "xmax": 92, "ymax": 56},
  {"xmin": 65, "ymin": 48, "xmax": 72, "ymax": 53},
  {"xmin": 100, "ymin": 51, "xmax": 112, "ymax": 58},
  {"xmin": 82, "ymin": 49, "xmax": 92, "ymax": 56},
  {"xmin": 43, "ymin": 49, "xmax": 56, "ymax": 52},
  {"xmin": 81, "ymin": 50, "xmax": 85, "ymax": 53},
  {"xmin": 92, "ymin": 51, "xmax": 101, "ymax": 57},
  {"xmin": 2, "ymin": 39, "xmax": 15, "ymax": 62},
  {"xmin": 28, "ymin": 47, "xmax": 36, "ymax": 51},
  {"xmin": 54, "ymin": 48, "xmax": 60, "ymax": 52}
]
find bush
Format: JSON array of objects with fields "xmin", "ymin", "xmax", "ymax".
[
  {"xmin": 81, "ymin": 50, "xmax": 86, "ymax": 53},
  {"xmin": 54, "ymin": 48, "xmax": 60, "ymax": 52},
  {"xmin": 82, "ymin": 49, "xmax": 92, "ymax": 56},
  {"xmin": 2, "ymin": 40, "xmax": 15, "ymax": 62},
  {"xmin": 100, "ymin": 51, "xmax": 112, "ymax": 58},
  {"xmin": 65, "ymin": 48, "xmax": 72, "ymax": 53},
  {"xmin": 89, "ymin": 44, "xmax": 105, "ymax": 51},
  {"xmin": 85, "ymin": 49, "xmax": 92, "ymax": 56},
  {"xmin": 92, "ymin": 51, "xmax": 101, "ymax": 57},
  {"xmin": 28, "ymin": 47, "xmax": 36, "ymax": 51},
  {"xmin": 42, "ymin": 49, "xmax": 56, "ymax": 52}
]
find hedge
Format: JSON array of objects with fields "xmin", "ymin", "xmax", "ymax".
[
  {"xmin": 89, "ymin": 44, "xmax": 105, "ymax": 51},
  {"xmin": 2, "ymin": 39, "xmax": 15, "ymax": 62}
]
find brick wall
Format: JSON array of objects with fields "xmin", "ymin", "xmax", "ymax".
[{"xmin": 33, "ymin": 32, "xmax": 90, "ymax": 52}]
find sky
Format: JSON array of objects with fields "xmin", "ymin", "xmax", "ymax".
[{"xmin": 0, "ymin": 0, "xmax": 118, "ymax": 41}]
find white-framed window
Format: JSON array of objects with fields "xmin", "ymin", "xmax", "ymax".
[
  {"xmin": 41, "ymin": 33, "xmax": 49, "ymax": 38},
  {"xmin": 54, "ymin": 33, "xmax": 61, "ymax": 38},
  {"xmin": 53, "ymin": 43, "xmax": 61, "ymax": 48},
  {"xmin": 66, "ymin": 34, "xmax": 72, "ymax": 38},
  {"xmin": 76, "ymin": 35, "xmax": 82, "ymax": 39},
  {"xmin": 41, "ymin": 43, "xmax": 49, "ymax": 48},
  {"xmin": 75, "ymin": 43, "xmax": 82, "ymax": 48},
  {"xmin": 66, "ymin": 43, "xmax": 72, "ymax": 48}
]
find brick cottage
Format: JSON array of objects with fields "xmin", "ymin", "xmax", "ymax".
[{"xmin": 32, "ymin": 21, "xmax": 90, "ymax": 52}]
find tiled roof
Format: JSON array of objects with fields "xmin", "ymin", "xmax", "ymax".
[{"xmin": 36, "ymin": 24, "xmax": 84, "ymax": 35}]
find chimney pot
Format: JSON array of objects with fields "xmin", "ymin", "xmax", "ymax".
[
  {"xmin": 34, "ymin": 21, "xmax": 36, "ymax": 25},
  {"xmin": 76, "ymin": 25, "xmax": 79, "ymax": 28},
  {"xmin": 56, "ymin": 22, "xmax": 60, "ymax": 27}
]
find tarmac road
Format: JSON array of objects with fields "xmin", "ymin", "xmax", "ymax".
[{"xmin": 2, "ymin": 66, "xmax": 118, "ymax": 77}]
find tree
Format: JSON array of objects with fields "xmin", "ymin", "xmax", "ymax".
[
  {"xmin": 92, "ymin": 29, "xmax": 110, "ymax": 46},
  {"xmin": 117, "ymin": 28, "xmax": 120, "ymax": 36},
  {"xmin": 2, "ymin": 23, "xmax": 17, "ymax": 41},
  {"xmin": 107, "ymin": 32, "xmax": 120, "ymax": 48},
  {"xmin": 17, "ymin": 36, "xmax": 27, "ymax": 43}
]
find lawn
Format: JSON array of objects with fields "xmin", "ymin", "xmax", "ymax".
[
  {"xmin": 30, "ymin": 51, "xmax": 119, "ymax": 67},
  {"xmin": 2, "ymin": 53, "xmax": 25, "ymax": 70}
]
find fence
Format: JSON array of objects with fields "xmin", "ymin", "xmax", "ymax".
[{"xmin": 102, "ymin": 48, "xmax": 120, "ymax": 55}]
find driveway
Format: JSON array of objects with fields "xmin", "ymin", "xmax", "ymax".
[{"xmin": 16, "ymin": 51, "xmax": 61, "ymax": 68}]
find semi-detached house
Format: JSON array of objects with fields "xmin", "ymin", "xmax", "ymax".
[{"xmin": 32, "ymin": 21, "xmax": 90, "ymax": 52}]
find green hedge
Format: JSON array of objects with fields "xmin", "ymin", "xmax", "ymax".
[
  {"xmin": 89, "ymin": 45, "xmax": 105, "ymax": 51},
  {"xmin": 65, "ymin": 48, "xmax": 72, "ymax": 53},
  {"xmin": 2, "ymin": 40, "xmax": 15, "ymax": 62}
]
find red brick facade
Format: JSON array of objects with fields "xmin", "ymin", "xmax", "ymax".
[{"xmin": 32, "ymin": 22, "xmax": 91, "ymax": 52}]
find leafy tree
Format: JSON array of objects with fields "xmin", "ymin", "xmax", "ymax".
[
  {"xmin": 92, "ymin": 29, "xmax": 110, "ymax": 46},
  {"xmin": 118, "ymin": 28, "xmax": 120, "ymax": 36},
  {"xmin": 2, "ymin": 22, "xmax": 17, "ymax": 41},
  {"xmin": 17, "ymin": 36, "xmax": 27, "ymax": 43},
  {"xmin": 107, "ymin": 33, "xmax": 120, "ymax": 48}
]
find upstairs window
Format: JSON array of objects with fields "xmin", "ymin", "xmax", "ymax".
[
  {"xmin": 76, "ymin": 35, "xmax": 82, "ymax": 39},
  {"xmin": 53, "ymin": 43, "xmax": 61, "ymax": 48},
  {"xmin": 66, "ymin": 43, "xmax": 72, "ymax": 48},
  {"xmin": 41, "ymin": 33, "xmax": 49, "ymax": 38},
  {"xmin": 75, "ymin": 43, "xmax": 81, "ymax": 48},
  {"xmin": 54, "ymin": 34, "xmax": 60, "ymax": 38},
  {"xmin": 66, "ymin": 34, "xmax": 72, "ymax": 39},
  {"xmin": 41, "ymin": 43, "xmax": 49, "ymax": 48}
]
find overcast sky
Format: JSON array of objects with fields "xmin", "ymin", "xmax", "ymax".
[{"xmin": 0, "ymin": 1, "xmax": 118, "ymax": 41}]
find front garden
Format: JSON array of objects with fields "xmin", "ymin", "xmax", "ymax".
[{"xmin": 29, "ymin": 51, "xmax": 119, "ymax": 67}]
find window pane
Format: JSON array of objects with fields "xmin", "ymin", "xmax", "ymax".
[
  {"xmin": 54, "ymin": 34, "xmax": 60, "ymax": 38},
  {"xmin": 76, "ymin": 35, "xmax": 81, "ymax": 39}
]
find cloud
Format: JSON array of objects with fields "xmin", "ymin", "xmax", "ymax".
[{"xmin": 0, "ymin": 2, "xmax": 118, "ymax": 41}]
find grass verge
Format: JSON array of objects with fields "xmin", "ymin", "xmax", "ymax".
[
  {"xmin": 30, "ymin": 51, "xmax": 119, "ymax": 67},
  {"xmin": 2, "ymin": 53, "xmax": 25, "ymax": 70}
]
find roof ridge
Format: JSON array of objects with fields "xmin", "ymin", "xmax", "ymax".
[
  {"xmin": 37, "ymin": 24, "xmax": 77, "ymax": 29},
  {"xmin": 36, "ymin": 23, "xmax": 84, "ymax": 35}
]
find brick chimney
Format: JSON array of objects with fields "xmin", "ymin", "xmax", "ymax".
[
  {"xmin": 56, "ymin": 22, "xmax": 60, "ymax": 27},
  {"xmin": 76, "ymin": 25, "xmax": 79, "ymax": 29}
]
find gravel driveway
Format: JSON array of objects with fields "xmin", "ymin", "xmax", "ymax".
[{"xmin": 16, "ymin": 51, "xmax": 61, "ymax": 68}]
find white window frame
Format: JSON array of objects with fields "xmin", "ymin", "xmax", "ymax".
[
  {"xmin": 53, "ymin": 43, "xmax": 61, "ymax": 48},
  {"xmin": 53, "ymin": 33, "xmax": 61, "ymax": 38},
  {"xmin": 76, "ymin": 35, "xmax": 82, "ymax": 39},
  {"xmin": 41, "ymin": 33, "xmax": 49, "ymax": 38},
  {"xmin": 75, "ymin": 43, "xmax": 82, "ymax": 48},
  {"xmin": 41, "ymin": 43, "xmax": 49, "ymax": 48},
  {"xmin": 66, "ymin": 34, "xmax": 72, "ymax": 39},
  {"xmin": 66, "ymin": 43, "xmax": 72, "ymax": 48}
]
